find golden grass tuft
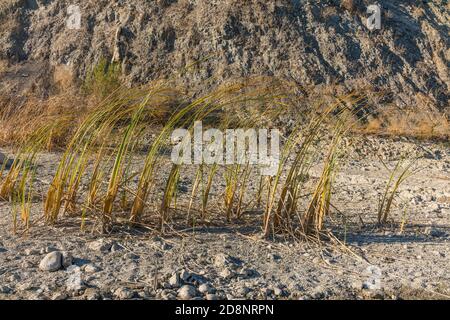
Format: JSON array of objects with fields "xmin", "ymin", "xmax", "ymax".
[
  {"xmin": 0, "ymin": 92, "xmax": 86, "ymax": 148},
  {"xmin": 0, "ymin": 68, "xmax": 440, "ymax": 238},
  {"xmin": 53, "ymin": 65, "xmax": 75, "ymax": 91},
  {"xmin": 378, "ymin": 157, "xmax": 417, "ymax": 225}
]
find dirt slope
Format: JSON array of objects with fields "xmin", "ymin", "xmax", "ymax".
[
  {"xmin": 0, "ymin": 0, "xmax": 449, "ymax": 112},
  {"xmin": 0, "ymin": 135, "xmax": 449, "ymax": 300}
]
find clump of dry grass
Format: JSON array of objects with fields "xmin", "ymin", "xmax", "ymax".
[
  {"xmin": 53, "ymin": 64, "xmax": 75, "ymax": 91},
  {"xmin": 0, "ymin": 59, "xmax": 125, "ymax": 148},
  {"xmin": 377, "ymin": 157, "xmax": 417, "ymax": 225},
  {"xmin": 263, "ymin": 92, "xmax": 369, "ymax": 237},
  {"xmin": 360, "ymin": 107, "xmax": 449, "ymax": 140},
  {"xmin": 0, "ymin": 93, "xmax": 86, "ymax": 148},
  {"xmin": 0, "ymin": 68, "xmax": 433, "ymax": 239},
  {"xmin": 1, "ymin": 119, "xmax": 68, "ymax": 232}
]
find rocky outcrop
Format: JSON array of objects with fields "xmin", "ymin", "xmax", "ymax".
[
  {"xmin": 0, "ymin": 152, "xmax": 13, "ymax": 169},
  {"xmin": 0, "ymin": 0, "xmax": 448, "ymax": 112}
]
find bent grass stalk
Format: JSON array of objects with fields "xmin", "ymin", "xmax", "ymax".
[
  {"xmin": 160, "ymin": 164, "xmax": 180, "ymax": 231},
  {"xmin": 2, "ymin": 120, "xmax": 66, "ymax": 230},
  {"xmin": 6, "ymin": 76, "xmax": 386, "ymax": 239},
  {"xmin": 264, "ymin": 93, "xmax": 368, "ymax": 236},
  {"xmin": 45, "ymin": 84, "xmax": 174, "ymax": 224},
  {"xmin": 130, "ymin": 80, "xmax": 284, "ymax": 222},
  {"xmin": 102, "ymin": 95, "xmax": 150, "ymax": 229},
  {"xmin": 378, "ymin": 157, "xmax": 416, "ymax": 225}
]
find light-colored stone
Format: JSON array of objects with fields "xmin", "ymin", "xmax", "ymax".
[
  {"xmin": 273, "ymin": 287, "xmax": 284, "ymax": 297},
  {"xmin": 214, "ymin": 253, "xmax": 231, "ymax": 268},
  {"xmin": 45, "ymin": 246, "xmax": 58, "ymax": 253},
  {"xmin": 114, "ymin": 287, "xmax": 135, "ymax": 299},
  {"xmin": 219, "ymin": 268, "xmax": 234, "ymax": 279},
  {"xmin": 84, "ymin": 288, "xmax": 101, "ymax": 300},
  {"xmin": 8, "ymin": 274, "xmax": 19, "ymax": 282},
  {"xmin": 24, "ymin": 248, "xmax": 38, "ymax": 256},
  {"xmin": 84, "ymin": 263, "xmax": 100, "ymax": 273},
  {"xmin": 178, "ymin": 285, "xmax": 196, "ymax": 300},
  {"xmin": 169, "ymin": 273, "xmax": 181, "ymax": 287},
  {"xmin": 52, "ymin": 293, "xmax": 68, "ymax": 300},
  {"xmin": 198, "ymin": 283, "xmax": 215, "ymax": 294},
  {"xmin": 88, "ymin": 239, "xmax": 113, "ymax": 253},
  {"xmin": 39, "ymin": 251, "xmax": 62, "ymax": 272},
  {"xmin": 17, "ymin": 282, "xmax": 33, "ymax": 291},
  {"xmin": 66, "ymin": 265, "xmax": 84, "ymax": 292},
  {"xmin": 180, "ymin": 269, "xmax": 190, "ymax": 282}
]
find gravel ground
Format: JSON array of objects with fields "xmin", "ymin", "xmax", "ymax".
[{"xmin": 0, "ymin": 135, "xmax": 449, "ymax": 300}]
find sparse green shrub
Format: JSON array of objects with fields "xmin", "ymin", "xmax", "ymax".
[{"xmin": 82, "ymin": 57, "xmax": 122, "ymax": 99}]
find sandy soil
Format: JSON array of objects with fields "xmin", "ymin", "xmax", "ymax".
[{"xmin": 0, "ymin": 135, "xmax": 449, "ymax": 300}]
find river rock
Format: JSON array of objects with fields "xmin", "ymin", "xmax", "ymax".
[{"xmin": 39, "ymin": 251, "xmax": 62, "ymax": 272}]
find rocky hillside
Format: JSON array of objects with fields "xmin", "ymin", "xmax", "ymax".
[{"xmin": 0, "ymin": 0, "xmax": 448, "ymax": 112}]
